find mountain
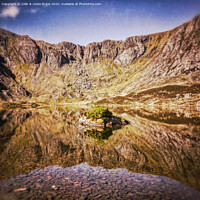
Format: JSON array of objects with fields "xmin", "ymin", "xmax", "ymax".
[{"xmin": 0, "ymin": 14, "xmax": 199, "ymax": 103}]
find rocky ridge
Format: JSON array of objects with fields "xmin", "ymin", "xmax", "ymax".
[{"xmin": 0, "ymin": 15, "xmax": 199, "ymax": 102}]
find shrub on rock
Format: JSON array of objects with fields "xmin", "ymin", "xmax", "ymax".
[{"xmin": 86, "ymin": 106, "xmax": 113, "ymax": 120}]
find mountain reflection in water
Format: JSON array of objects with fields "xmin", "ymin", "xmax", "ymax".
[{"xmin": 0, "ymin": 106, "xmax": 199, "ymax": 197}]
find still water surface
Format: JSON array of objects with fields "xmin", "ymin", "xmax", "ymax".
[{"xmin": 0, "ymin": 106, "xmax": 199, "ymax": 199}]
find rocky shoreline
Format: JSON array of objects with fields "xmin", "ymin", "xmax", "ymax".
[{"xmin": 0, "ymin": 164, "xmax": 200, "ymax": 200}]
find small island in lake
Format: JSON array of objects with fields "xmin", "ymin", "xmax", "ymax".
[{"xmin": 80, "ymin": 106, "xmax": 129, "ymax": 128}]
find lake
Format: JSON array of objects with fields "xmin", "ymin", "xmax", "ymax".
[{"xmin": 0, "ymin": 105, "xmax": 200, "ymax": 199}]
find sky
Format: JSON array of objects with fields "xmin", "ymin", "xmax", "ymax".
[{"xmin": 0, "ymin": 0, "xmax": 200, "ymax": 46}]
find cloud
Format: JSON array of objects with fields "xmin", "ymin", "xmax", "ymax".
[
  {"xmin": 0, "ymin": 6, "xmax": 20, "ymax": 18},
  {"xmin": 30, "ymin": 9, "xmax": 39, "ymax": 14}
]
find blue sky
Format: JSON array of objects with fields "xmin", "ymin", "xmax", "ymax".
[{"xmin": 0, "ymin": 0, "xmax": 200, "ymax": 45}]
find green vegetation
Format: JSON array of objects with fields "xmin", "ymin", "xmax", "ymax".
[{"xmin": 86, "ymin": 106, "xmax": 113, "ymax": 119}]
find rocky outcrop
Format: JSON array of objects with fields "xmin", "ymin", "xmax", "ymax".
[
  {"xmin": 36, "ymin": 41, "xmax": 85, "ymax": 68},
  {"xmin": 114, "ymin": 36, "xmax": 148, "ymax": 65},
  {"xmin": 57, "ymin": 42, "xmax": 85, "ymax": 60},
  {"xmin": 12, "ymin": 35, "xmax": 42, "ymax": 64},
  {"xmin": 0, "ymin": 29, "xmax": 41, "ymax": 65},
  {"xmin": 79, "ymin": 115, "xmax": 128, "ymax": 128},
  {"xmin": 83, "ymin": 40, "xmax": 120, "ymax": 63}
]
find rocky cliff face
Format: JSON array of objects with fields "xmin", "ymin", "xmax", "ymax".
[
  {"xmin": 35, "ymin": 41, "xmax": 85, "ymax": 68},
  {"xmin": 0, "ymin": 15, "xmax": 199, "ymax": 102}
]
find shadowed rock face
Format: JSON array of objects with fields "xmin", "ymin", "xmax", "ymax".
[
  {"xmin": 0, "ymin": 30, "xmax": 41, "ymax": 65},
  {"xmin": 0, "ymin": 55, "xmax": 30, "ymax": 101},
  {"xmin": 13, "ymin": 35, "xmax": 42, "ymax": 64},
  {"xmin": 35, "ymin": 41, "xmax": 85, "ymax": 68},
  {"xmin": 0, "ymin": 15, "xmax": 199, "ymax": 102},
  {"xmin": 0, "ymin": 107, "xmax": 199, "ymax": 192}
]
